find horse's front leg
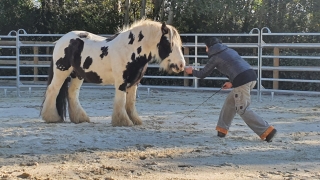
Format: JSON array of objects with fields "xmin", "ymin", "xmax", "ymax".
[
  {"xmin": 126, "ymin": 85, "xmax": 142, "ymax": 125},
  {"xmin": 112, "ymin": 88, "xmax": 134, "ymax": 127}
]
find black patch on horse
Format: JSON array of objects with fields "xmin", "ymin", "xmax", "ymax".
[
  {"xmin": 78, "ymin": 32, "xmax": 89, "ymax": 38},
  {"xmin": 137, "ymin": 46, "xmax": 142, "ymax": 54},
  {"xmin": 157, "ymin": 35, "xmax": 172, "ymax": 60},
  {"xmin": 70, "ymin": 71, "xmax": 77, "ymax": 78},
  {"xmin": 69, "ymin": 38, "xmax": 84, "ymax": 68},
  {"xmin": 119, "ymin": 52, "xmax": 152, "ymax": 92},
  {"xmin": 138, "ymin": 31, "xmax": 144, "ymax": 42},
  {"xmin": 128, "ymin": 31, "xmax": 135, "ymax": 44},
  {"xmin": 56, "ymin": 38, "xmax": 84, "ymax": 71},
  {"xmin": 100, "ymin": 46, "xmax": 109, "ymax": 59},
  {"xmin": 83, "ymin": 56, "xmax": 93, "ymax": 69},
  {"xmin": 85, "ymin": 71, "xmax": 103, "ymax": 84},
  {"xmin": 106, "ymin": 33, "xmax": 119, "ymax": 42},
  {"xmin": 70, "ymin": 71, "xmax": 77, "ymax": 79},
  {"xmin": 73, "ymin": 66, "xmax": 102, "ymax": 83},
  {"xmin": 170, "ymin": 63, "xmax": 179, "ymax": 72},
  {"xmin": 64, "ymin": 39, "xmax": 102, "ymax": 83},
  {"xmin": 70, "ymin": 70, "xmax": 84, "ymax": 80},
  {"xmin": 56, "ymin": 57, "xmax": 70, "ymax": 71}
]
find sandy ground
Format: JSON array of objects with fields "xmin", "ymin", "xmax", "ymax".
[{"xmin": 0, "ymin": 87, "xmax": 320, "ymax": 180}]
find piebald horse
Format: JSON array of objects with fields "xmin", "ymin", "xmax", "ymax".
[{"xmin": 41, "ymin": 19, "xmax": 186, "ymax": 126}]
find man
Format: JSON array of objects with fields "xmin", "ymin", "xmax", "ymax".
[{"xmin": 185, "ymin": 37, "xmax": 277, "ymax": 142}]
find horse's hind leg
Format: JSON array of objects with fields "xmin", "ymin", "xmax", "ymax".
[
  {"xmin": 68, "ymin": 76, "xmax": 90, "ymax": 123},
  {"xmin": 126, "ymin": 85, "xmax": 142, "ymax": 125},
  {"xmin": 42, "ymin": 69, "xmax": 71, "ymax": 123}
]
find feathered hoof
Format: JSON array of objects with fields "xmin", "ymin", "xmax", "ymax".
[
  {"xmin": 69, "ymin": 111, "xmax": 90, "ymax": 123},
  {"xmin": 131, "ymin": 117, "xmax": 142, "ymax": 125},
  {"xmin": 42, "ymin": 113, "xmax": 64, "ymax": 123},
  {"xmin": 111, "ymin": 119, "xmax": 134, "ymax": 127},
  {"xmin": 70, "ymin": 116, "xmax": 90, "ymax": 124}
]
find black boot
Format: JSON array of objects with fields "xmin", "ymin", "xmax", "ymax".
[
  {"xmin": 217, "ymin": 131, "xmax": 226, "ymax": 138},
  {"xmin": 265, "ymin": 129, "xmax": 277, "ymax": 142}
]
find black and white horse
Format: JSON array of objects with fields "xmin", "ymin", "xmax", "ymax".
[{"xmin": 41, "ymin": 19, "xmax": 186, "ymax": 126}]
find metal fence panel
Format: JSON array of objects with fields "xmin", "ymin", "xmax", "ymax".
[{"xmin": 1, "ymin": 28, "xmax": 320, "ymax": 100}]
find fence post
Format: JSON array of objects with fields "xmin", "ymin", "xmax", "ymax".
[
  {"xmin": 273, "ymin": 47, "xmax": 279, "ymax": 89},
  {"xmin": 183, "ymin": 47, "xmax": 189, "ymax": 86},
  {"xmin": 16, "ymin": 29, "xmax": 27, "ymax": 97},
  {"xmin": 15, "ymin": 31, "xmax": 21, "ymax": 97},
  {"xmin": 33, "ymin": 46, "xmax": 39, "ymax": 82},
  {"xmin": 194, "ymin": 35, "xmax": 198, "ymax": 88},
  {"xmin": 259, "ymin": 27, "xmax": 271, "ymax": 102}
]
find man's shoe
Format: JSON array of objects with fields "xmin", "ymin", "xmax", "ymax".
[
  {"xmin": 217, "ymin": 131, "xmax": 226, "ymax": 138},
  {"xmin": 265, "ymin": 129, "xmax": 277, "ymax": 142}
]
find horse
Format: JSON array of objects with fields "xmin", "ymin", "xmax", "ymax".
[{"xmin": 41, "ymin": 19, "xmax": 186, "ymax": 126}]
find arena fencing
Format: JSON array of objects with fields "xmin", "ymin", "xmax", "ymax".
[{"xmin": 1, "ymin": 28, "xmax": 320, "ymax": 101}]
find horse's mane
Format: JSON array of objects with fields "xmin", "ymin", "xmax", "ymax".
[
  {"xmin": 118, "ymin": 18, "xmax": 156, "ymax": 33},
  {"xmin": 117, "ymin": 19, "xmax": 182, "ymax": 47}
]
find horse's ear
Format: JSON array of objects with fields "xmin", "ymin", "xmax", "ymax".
[{"xmin": 161, "ymin": 22, "xmax": 169, "ymax": 34}]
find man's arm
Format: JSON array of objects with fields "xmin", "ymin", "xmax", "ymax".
[
  {"xmin": 185, "ymin": 62, "xmax": 216, "ymax": 79},
  {"xmin": 222, "ymin": 82, "xmax": 232, "ymax": 89}
]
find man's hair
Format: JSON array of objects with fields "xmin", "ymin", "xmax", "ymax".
[{"xmin": 204, "ymin": 37, "xmax": 222, "ymax": 47}]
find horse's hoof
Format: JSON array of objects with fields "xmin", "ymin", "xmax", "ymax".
[
  {"xmin": 112, "ymin": 120, "xmax": 134, "ymax": 127},
  {"xmin": 42, "ymin": 117, "xmax": 64, "ymax": 123},
  {"xmin": 69, "ymin": 112, "xmax": 90, "ymax": 123},
  {"xmin": 128, "ymin": 114, "xmax": 142, "ymax": 125},
  {"xmin": 132, "ymin": 119, "xmax": 142, "ymax": 125},
  {"xmin": 41, "ymin": 112, "xmax": 64, "ymax": 123},
  {"xmin": 70, "ymin": 118, "xmax": 90, "ymax": 124}
]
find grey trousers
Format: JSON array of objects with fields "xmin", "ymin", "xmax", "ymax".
[{"xmin": 216, "ymin": 81, "xmax": 274, "ymax": 139}]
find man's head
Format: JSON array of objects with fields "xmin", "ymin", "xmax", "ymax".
[{"xmin": 204, "ymin": 37, "xmax": 222, "ymax": 52}]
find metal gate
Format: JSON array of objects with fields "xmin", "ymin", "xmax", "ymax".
[
  {"xmin": 0, "ymin": 30, "xmax": 21, "ymax": 94},
  {"xmin": 1, "ymin": 28, "xmax": 320, "ymax": 100}
]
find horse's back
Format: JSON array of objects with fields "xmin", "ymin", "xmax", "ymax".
[
  {"xmin": 52, "ymin": 31, "xmax": 115, "ymax": 85},
  {"xmin": 53, "ymin": 31, "xmax": 107, "ymax": 61},
  {"xmin": 55, "ymin": 31, "xmax": 106, "ymax": 48}
]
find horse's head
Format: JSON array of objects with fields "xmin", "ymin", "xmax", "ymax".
[
  {"xmin": 157, "ymin": 22, "xmax": 185, "ymax": 74},
  {"xmin": 117, "ymin": 19, "xmax": 185, "ymax": 74}
]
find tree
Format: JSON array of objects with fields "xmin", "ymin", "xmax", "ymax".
[
  {"xmin": 140, "ymin": 0, "xmax": 146, "ymax": 17},
  {"xmin": 124, "ymin": 0, "xmax": 131, "ymax": 25},
  {"xmin": 0, "ymin": 0, "xmax": 36, "ymax": 34},
  {"xmin": 152, "ymin": 0, "xmax": 164, "ymax": 20}
]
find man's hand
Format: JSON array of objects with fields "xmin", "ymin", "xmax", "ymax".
[
  {"xmin": 185, "ymin": 66, "xmax": 193, "ymax": 75},
  {"xmin": 222, "ymin": 82, "xmax": 232, "ymax": 89}
]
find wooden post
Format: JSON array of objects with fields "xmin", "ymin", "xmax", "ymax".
[
  {"xmin": 33, "ymin": 46, "xmax": 39, "ymax": 82},
  {"xmin": 273, "ymin": 47, "xmax": 279, "ymax": 89},
  {"xmin": 252, "ymin": 45, "xmax": 257, "ymax": 56},
  {"xmin": 46, "ymin": 47, "xmax": 50, "ymax": 61},
  {"xmin": 183, "ymin": 47, "xmax": 190, "ymax": 86}
]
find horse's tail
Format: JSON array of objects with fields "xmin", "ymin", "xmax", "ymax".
[{"xmin": 41, "ymin": 60, "xmax": 68, "ymax": 121}]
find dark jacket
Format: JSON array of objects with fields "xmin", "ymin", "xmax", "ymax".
[{"xmin": 192, "ymin": 43, "xmax": 257, "ymax": 88}]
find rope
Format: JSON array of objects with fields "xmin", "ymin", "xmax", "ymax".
[{"xmin": 178, "ymin": 87, "xmax": 223, "ymax": 122}]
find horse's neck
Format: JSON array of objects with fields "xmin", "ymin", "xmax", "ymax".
[{"xmin": 115, "ymin": 27, "xmax": 159, "ymax": 55}]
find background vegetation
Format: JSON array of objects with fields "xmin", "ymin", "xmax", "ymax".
[{"xmin": 0, "ymin": 0, "xmax": 320, "ymax": 91}]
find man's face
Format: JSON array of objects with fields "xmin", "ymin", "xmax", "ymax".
[{"xmin": 206, "ymin": 46, "xmax": 208, "ymax": 53}]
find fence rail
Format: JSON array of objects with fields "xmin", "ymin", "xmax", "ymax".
[{"xmin": 1, "ymin": 28, "xmax": 320, "ymax": 100}]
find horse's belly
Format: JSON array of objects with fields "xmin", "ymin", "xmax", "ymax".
[
  {"xmin": 84, "ymin": 68, "xmax": 114, "ymax": 85},
  {"xmin": 82, "ymin": 58, "xmax": 114, "ymax": 85},
  {"xmin": 100, "ymin": 73, "xmax": 115, "ymax": 85}
]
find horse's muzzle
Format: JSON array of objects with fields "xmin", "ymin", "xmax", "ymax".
[{"xmin": 170, "ymin": 63, "xmax": 184, "ymax": 73}]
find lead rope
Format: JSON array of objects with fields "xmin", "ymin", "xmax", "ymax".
[{"xmin": 178, "ymin": 87, "xmax": 223, "ymax": 122}]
